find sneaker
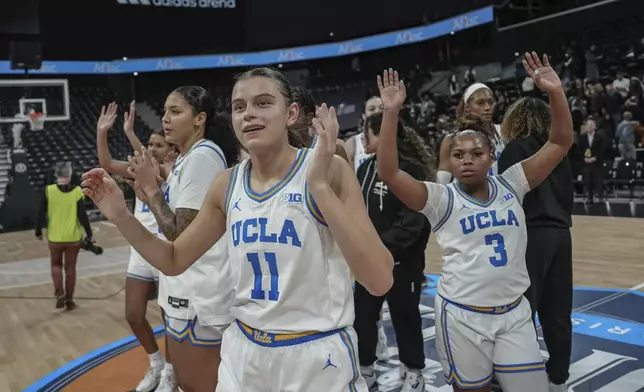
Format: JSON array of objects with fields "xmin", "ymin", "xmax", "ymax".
[
  {"xmin": 65, "ymin": 299, "xmax": 77, "ymax": 311},
  {"xmin": 401, "ymin": 370, "xmax": 424, "ymax": 392},
  {"xmin": 155, "ymin": 368, "xmax": 177, "ymax": 392},
  {"xmin": 549, "ymin": 382, "xmax": 568, "ymax": 392},
  {"xmin": 376, "ymin": 321, "xmax": 389, "ymax": 361},
  {"xmin": 55, "ymin": 294, "xmax": 66, "ymax": 309},
  {"xmin": 135, "ymin": 366, "xmax": 162, "ymax": 392},
  {"xmin": 360, "ymin": 365, "xmax": 377, "ymax": 389}
]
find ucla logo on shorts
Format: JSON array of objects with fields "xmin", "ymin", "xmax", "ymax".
[
  {"xmin": 253, "ymin": 330, "xmax": 273, "ymax": 344},
  {"xmin": 493, "ymin": 305, "xmax": 509, "ymax": 314},
  {"xmin": 280, "ymin": 192, "xmax": 303, "ymax": 205}
]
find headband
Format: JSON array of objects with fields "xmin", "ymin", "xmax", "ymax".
[{"xmin": 463, "ymin": 83, "xmax": 491, "ymax": 102}]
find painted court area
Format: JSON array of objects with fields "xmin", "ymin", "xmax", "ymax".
[{"xmin": 0, "ymin": 216, "xmax": 642, "ymax": 391}]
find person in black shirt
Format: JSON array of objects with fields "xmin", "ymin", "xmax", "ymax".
[
  {"xmin": 354, "ymin": 112, "xmax": 434, "ymax": 391},
  {"xmin": 498, "ymin": 97, "xmax": 573, "ymax": 392}
]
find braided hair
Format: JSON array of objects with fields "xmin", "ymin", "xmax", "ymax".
[{"xmin": 449, "ymin": 114, "xmax": 496, "ymax": 157}]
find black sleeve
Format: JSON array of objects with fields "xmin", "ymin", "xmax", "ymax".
[
  {"xmin": 378, "ymin": 163, "xmax": 427, "ymax": 261},
  {"xmin": 35, "ymin": 188, "xmax": 48, "ymax": 237},
  {"xmin": 498, "ymin": 140, "xmax": 528, "ymax": 174},
  {"xmin": 77, "ymin": 199, "xmax": 93, "ymax": 238}
]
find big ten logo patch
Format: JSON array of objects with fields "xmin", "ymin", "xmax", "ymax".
[{"xmin": 280, "ymin": 192, "xmax": 303, "ymax": 205}]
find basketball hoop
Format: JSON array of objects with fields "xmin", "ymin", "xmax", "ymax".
[{"xmin": 27, "ymin": 112, "xmax": 45, "ymax": 131}]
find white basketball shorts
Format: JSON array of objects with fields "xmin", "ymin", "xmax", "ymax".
[
  {"xmin": 126, "ymin": 247, "xmax": 159, "ymax": 282},
  {"xmin": 164, "ymin": 314, "xmax": 228, "ymax": 347},
  {"xmin": 215, "ymin": 320, "xmax": 369, "ymax": 392},
  {"xmin": 435, "ymin": 294, "xmax": 548, "ymax": 391}
]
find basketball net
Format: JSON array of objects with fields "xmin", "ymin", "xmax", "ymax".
[{"xmin": 27, "ymin": 112, "xmax": 45, "ymax": 131}]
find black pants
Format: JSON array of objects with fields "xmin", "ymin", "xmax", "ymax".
[
  {"xmin": 354, "ymin": 260, "xmax": 425, "ymax": 370},
  {"xmin": 524, "ymin": 227, "xmax": 573, "ymax": 385},
  {"xmin": 582, "ymin": 163, "xmax": 603, "ymax": 199}
]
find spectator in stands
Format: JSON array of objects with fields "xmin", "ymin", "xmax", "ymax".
[
  {"xmin": 585, "ymin": 45, "xmax": 601, "ymax": 81},
  {"xmin": 616, "ymin": 111, "xmax": 637, "ymax": 160},
  {"xmin": 604, "ymin": 84, "xmax": 623, "ymax": 127},
  {"xmin": 499, "ymin": 97, "xmax": 573, "ymax": 392},
  {"xmin": 570, "ymin": 98, "xmax": 586, "ymax": 134},
  {"xmin": 35, "ymin": 161, "xmax": 93, "ymax": 311},
  {"xmin": 624, "ymin": 96, "xmax": 644, "ymax": 124},
  {"xmin": 579, "ymin": 118, "xmax": 606, "ymax": 203},
  {"xmin": 612, "ymin": 71, "xmax": 630, "ymax": 98}
]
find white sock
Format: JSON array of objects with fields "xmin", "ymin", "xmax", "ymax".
[
  {"xmin": 149, "ymin": 351, "xmax": 164, "ymax": 368},
  {"xmin": 163, "ymin": 362, "xmax": 174, "ymax": 374}
]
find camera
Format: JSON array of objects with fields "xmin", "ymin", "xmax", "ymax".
[{"xmin": 80, "ymin": 237, "xmax": 103, "ymax": 255}]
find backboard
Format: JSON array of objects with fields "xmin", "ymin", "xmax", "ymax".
[{"xmin": 0, "ymin": 79, "xmax": 69, "ymax": 124}]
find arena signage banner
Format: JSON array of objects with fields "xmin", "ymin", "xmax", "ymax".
[
  {"xmin": 115, "ymin": 0, "xmax": 236, "ymax": 9},
  {"xmin": 0, "ymin": 6, "xmax": 493, "ymax": 75}
]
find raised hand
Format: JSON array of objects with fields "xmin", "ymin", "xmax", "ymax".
[
  {"xmin": 522, "ymin": 52, "xmax": 562, "ymax": 94},
  {"xmin": 377, "ymin": 68, "xmax": 406, "ymax": 110},
  {"xmin": 97, "ymin": 102, "xmax": 118, "ymax": 134},
  {"xmin": 123, "ymin": 100, "xmax": 136, "ymax": 134},
  {"xmin": 81, "ymin": 168, "xmax": 128, "ymax": 222},
  {"xmin": 307, "ymin": 104, "xmax": 339, "ymax": 190},
  {"xmin": 127, "ymin": 147, "xmax": 161, "ymax": 195}
]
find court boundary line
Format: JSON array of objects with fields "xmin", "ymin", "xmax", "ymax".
[
  {"xmin": 23, "ymin": 274, "xmax": 644, "ymax": 391},
  {"xmin": 23, "ymin": 327, "xmax": 165, "ymax": 392}
]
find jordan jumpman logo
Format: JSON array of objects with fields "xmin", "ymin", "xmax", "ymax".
[{"xmin": 322, "ymin": 354, "xmax": 337, "ymax": 370}]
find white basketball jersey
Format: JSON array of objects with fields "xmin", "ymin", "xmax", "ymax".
[
  {"xmin": 421, "ymin": 163, "xmax": 531, "ymax": 307},
  {"xmin": 352, "ymin": 133, "xmax": 371, "ymax": 172},
  {"xmin": 158, "ymin": 139, "xmax": 233, "ymax": 321},
  {"xmin": 133, "ymin": 197, "xmax": 160, "ymax": 234},
  {"xmin": 224, "ymin": 148, "xmax": 355, "ymax": 334}
]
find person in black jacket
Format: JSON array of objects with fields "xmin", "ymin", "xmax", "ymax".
[
  {"xmin": 354, "ymin": 112, "xmax": 435, "ymax": 391},
  {"xmin": 498, "ymin": 97, "xmax": 573, "ymax": 392}
]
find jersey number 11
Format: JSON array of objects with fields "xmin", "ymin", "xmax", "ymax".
[{"xmin": 248, "ymin": 252, "xmax": 280, "ymax": 301}]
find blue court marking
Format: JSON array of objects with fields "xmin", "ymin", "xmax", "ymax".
[
  {"xmin": 570, "ymin": 312, "xmax": 644, "ymax": 348},
  {"xmin": 24, "ymin": 326, "xmax": 165, "ymax": 392}
]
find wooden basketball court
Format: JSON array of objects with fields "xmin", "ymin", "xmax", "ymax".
[{"xmin": 1, "ymin": 216, "xmax": 643, "ymax": 391}]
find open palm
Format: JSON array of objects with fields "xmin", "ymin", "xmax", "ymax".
[
  {"xmin": 377, "ymin": 68, "xmax": 406, "ymax": 110},
  {"xmin": 307, "ymin": 104, "xmax": 339, "ymax": 190},
  {"xmin": 81, "ymin": 168, "xmax": 129, "ymax": 222},
  {"xmin": 522, "ymin": 52, "xmax": 562, "ymax": 93},
  {"xmin": 97, "ymin": 102, "xmax": 118, "ymax": 134}
]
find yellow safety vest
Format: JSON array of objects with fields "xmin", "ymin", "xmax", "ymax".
[{"xmin": 46, "ymin": 184, "xmax": 84, "ymax": 243}]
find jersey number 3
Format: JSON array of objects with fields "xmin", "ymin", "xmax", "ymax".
[
  {"xmin": 484, "ymin": 233, "xmax": 508, "ymax": 267},
  {"xmin": 248, "ymin": 252, "xmax": 280, "ymax": 301}
]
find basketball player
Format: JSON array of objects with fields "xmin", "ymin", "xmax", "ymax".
[
  {"xmin": 291, "ymin": 85, "xmax": 349, "ymax": 162},
  {"xmin": 96, "ymin": 101, "xmax": 177, "ymax": 392},
  {"xmin": 127, "ymin": 86, "xmax": 240, "ymax": 392},
  {"xmin": 375, "ymin": 53, "xmax": 573, "ymax": 392},
  {"xmin": 81, "ymin": 67, "xmax": 393, "ymax": 392},
  {"xmin": 437, "ymin": 83, "xmax": 503, "ymax": 184},
  {"xmin": 35, "ymin": 161, "xmax": 93, "ymax": 311}
]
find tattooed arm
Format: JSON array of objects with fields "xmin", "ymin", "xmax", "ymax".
[{"xmin": 145, "ymin": 146, "xmax": 227, "ymax": 241}]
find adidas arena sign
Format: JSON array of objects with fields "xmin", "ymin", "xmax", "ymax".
[{"xmin": 116, "ymin": 0, "xmax": 236, "ymax": 9}]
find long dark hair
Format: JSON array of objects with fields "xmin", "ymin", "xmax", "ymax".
[
  {"xmin": 366, "ymin": 113, "xmax": 436, "ymax": 181},
  {"xmin": 173, "ymin": 86, "xmax": 241, "ymax": 166},
  {"xmin": 234, "ymin": 67, "xmax": 306, "ymax": 148}
]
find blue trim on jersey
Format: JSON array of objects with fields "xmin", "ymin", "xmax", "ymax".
[
  {"xmin": 304, "ymin": 181, "xmax": 327, "ymax": 226},
  {"xmin": 493, "ymin": 362, "xmax": 546, "ymax": 374},
  {"xmin": 495, "ymin": 174, "xmax": 518, "ymax": 200},
  {"xmin": 454, "ymin": 178, "xmax": 498, "ymax": 207},
  {"xmin": 194, "ymin": 143, "xmax": 227, "ymax": 169},
  {"xmin": 235, "ymin": 320, "xmax": 341, "ymax": 348},
  {"xmin": 433, "ymin": 186, "xmax": 454, "ymax": 232},
  {"xmin": 440, "ymin": 300, "xmax": 494, "ymax": 389},
  {"xmin": 224, "ymin": 164, "xmax": 241, "ymax": 214},
  {"xmin": 439, "ymin": 294, "xmax": 522, "ymax": 315},
  {"xmin": 243, "ymin": 148, "xmax": 308, "ymax": 203},
  {"xmin": 125, "ymin": 273, "xmax": 156, "ymax": 283},
  {"xmin": 164, "ymin": 315, "xmax": 222, "ymax": 347},
  {"xmin": 339, "ymin": 329, "xmax": 360, "ymax": 392},
  {"xmin": 310, "ymin": 134, "xmax": 318, "ymax": 149}
]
